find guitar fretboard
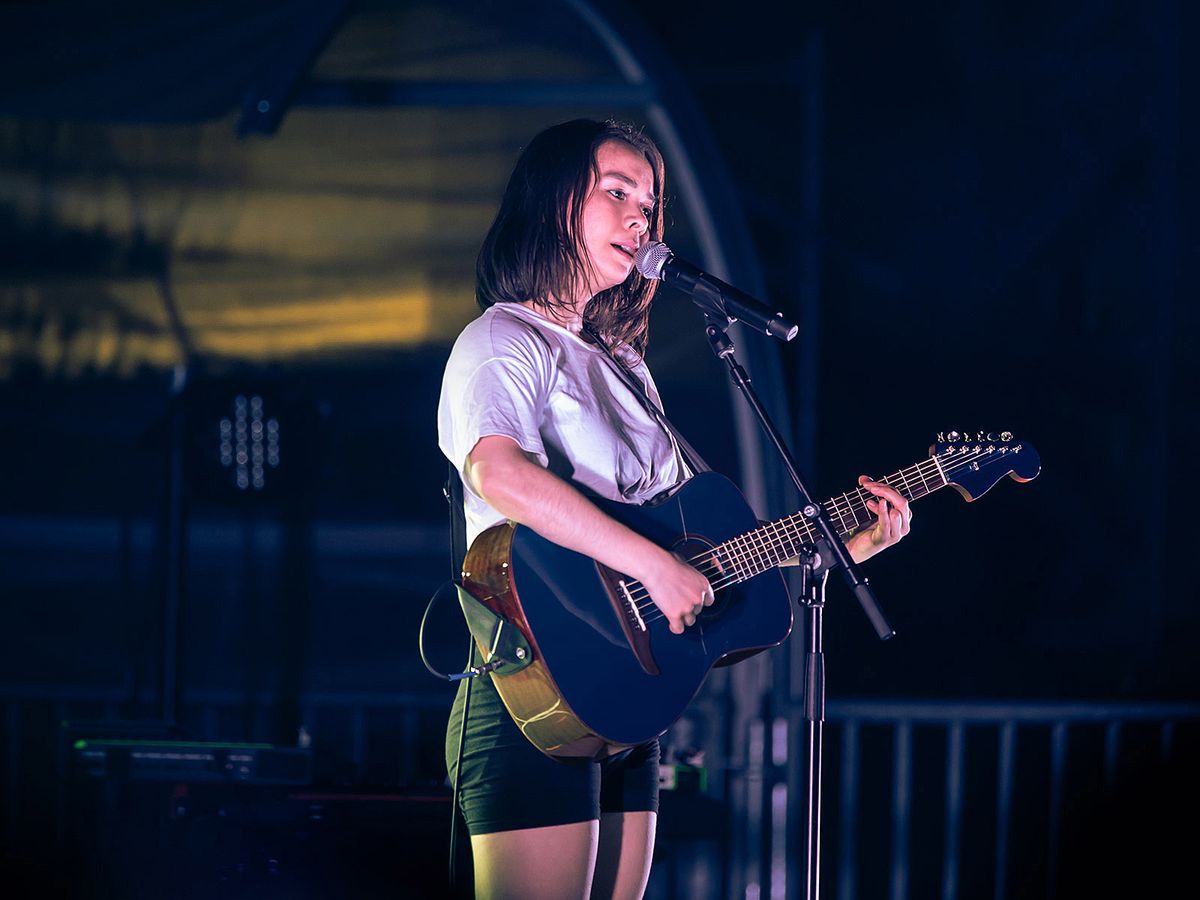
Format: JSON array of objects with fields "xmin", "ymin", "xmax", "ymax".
[{"xmin": 710, "ymin": 455, "xmax": 949, "ymax": 582}]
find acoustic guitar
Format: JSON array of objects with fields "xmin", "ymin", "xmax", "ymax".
[{"xmin": 461, "ymin": 432, "xmax": 1040, "ymax": 758}]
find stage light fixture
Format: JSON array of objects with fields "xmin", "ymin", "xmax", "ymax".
[{"xmin": 218, "ymin": 393, "xmax": 280, "ymax": 493}]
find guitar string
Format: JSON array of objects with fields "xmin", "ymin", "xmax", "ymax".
[
  {"xmin": 627, "ymin": 450, "xmax": 982, "ymax": 626},
  {"xmin": 629, "ymin": 452, "xmax": 953, "ymax": 608},
  {"xmin": 724, "ymin": 448, "xmax": 1005, "ymax": 580},
  {"xmin": 629, "ymin": 447, "xmax": 1017, "ymax": 625},
  {"xmin": 688, "ymin": 453, "xmax": 948, "ymax": 586},
  {"xmin": 629, "ymin": 463, "xmax": 942, "ymax": 619},
  {"xmin": 624, "ymin": 447, "xmax": 1019, "ymax": 626}
]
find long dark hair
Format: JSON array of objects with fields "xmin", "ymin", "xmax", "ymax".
[{"xmin": 475, "ymin": 119, "xmax": 666, "ymax": 354}]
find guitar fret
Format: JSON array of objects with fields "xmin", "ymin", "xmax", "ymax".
[
  {"xmin": 907, "ymin": 465, "xmax": 925, "ymax": 499},
  {"xmin": 716, "ymin": 545, "xmax": 739, "ymax": 582},
  {"xmin": 882, "ymin": 473, "xmax": 897, "ymax": 499},
  {"xmin": 844, "ymin": 493, "xmax": 860, "ymax": 531},
  {"xmin": 720, "ymin": 539, "xmax": 739, "ymax": 581},
  {"xmin": 784, "ymin": 514, "xmax": 803, "ymax": 555},
  {"xmin": 744, "ymin": 528, "xmax": 764, "ymax": 576},
  {"xmin": 767, "ymin": 520, "xmax": 789, "ymax": 565},
  {"xmin": 750, "ymin": 531, "xmax": 766, "ymax": 573},
  {"xmin": 794, "ymin": 516, "xmax": 810, "ymax": 554},
  {"xmin": 727, "ymin": 533, "xmax": 751, "ymax": 580},
  {"xmin": 774, "ymin": 516, "xmax": 795, "ymax": 562},
  {"xmin": 796, "ymin": 514, "xmax": 817, "ymax": 547},
  {"xmin": 928, "ymin": 457, "xmax": 948, "ymax": 490},
  {"xmin": 748, "ymin": 528, "xmax": 768, "ymax": 578},
  {"xmin": 734, "ymin": 532, "xmax": 753, "ymax": 580},
  {"xmin": 918, "ymin": 462, "xmax": 936, "ymax": 497},
  {"xmin": 857, "ymin": 490, "xmax": 873, "ymax": 530},
  {"xmin": 826, "ymin": 500, "xmax": 843, "ymax": 537},
  {"xmin": 766, "ymin": 523, "xmax": 784, "ymax": 568},
  {"xmin": 845, "ymin": 493, "xmax": 863, "ymax": 534},
  {"xmin": 759, "ymin": 522, "xmax": 779, "ymax": 568},
  {"xmin": 913, "ymin": 462, "xmax": 932, "ymax": 497},
  {"xmin": 776, "ymin": 518, "xmax": 799, "ymax": 561},
  {"xmin": 931, "ymin": 452, "xmax": 950, "ymax": 487},
  {"xmin": 826, "ymin": 497, "xmax": 850, "ymax": 536},
  {"xmin": 737, "ymin": 532, "xmax": 756, "ymax": 578}
]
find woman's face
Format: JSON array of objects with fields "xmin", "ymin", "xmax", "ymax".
[{"xmin": 574, "ymin": 140, "xmax": 657, "ymax": 302}]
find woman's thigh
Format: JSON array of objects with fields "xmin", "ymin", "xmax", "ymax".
[
  {"xmin": 471, "ymin": 819, "xmax": 600, "ymax": 900},
  {"xmin": 447, "ymin": 677, "xmax": 601, "ymax": 832},
  {"xmin": 591, "ymin": 811, "xmax": 657, "ymax": 900}
]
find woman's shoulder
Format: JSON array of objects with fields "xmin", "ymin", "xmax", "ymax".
[{"xmin": 449, "ymin": 303, "xmax": 557, "ymax": 369}]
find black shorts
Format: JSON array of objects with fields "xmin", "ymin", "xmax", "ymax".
[{"xmin": 445, "ymin": 674, "xmax": 660, "ymax": 835}]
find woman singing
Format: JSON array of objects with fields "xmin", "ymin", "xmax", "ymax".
[{"xmin": 438, "ymin": 119, "xmax": 911, "ymax": 899}]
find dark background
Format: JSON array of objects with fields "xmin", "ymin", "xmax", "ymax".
[
  {"xmin": 0, "ymin": 1, "xmax": 1195, "ymax": 897},
  {"xmin": 639, "ymin": 0, "xmax": 1195, "ymax": 700},
  {"xmin": 2, "ymin": 0, "xmax": 1191, "ymax": 698}
]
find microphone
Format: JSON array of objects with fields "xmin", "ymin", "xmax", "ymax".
[{"xmin": 634, "ymin": 241, "xmax": 798, "ymax": 342}]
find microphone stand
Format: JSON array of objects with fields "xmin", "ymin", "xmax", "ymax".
[{"xmin": 699, "ymin": 313, "xmax": 894, "ymax": 900}]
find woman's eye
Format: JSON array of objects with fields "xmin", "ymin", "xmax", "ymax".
[
  {"xmin": 642, "ymin": 207, "xmax": 654, "ymax": 219},
  {"xmin": 609, "ymin": 189, "xmax": 626, "ymax": 200}
]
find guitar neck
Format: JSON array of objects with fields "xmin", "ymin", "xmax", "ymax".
[{"xmin": 712, "ymin": 456, "xmax": 948, "ymax": 583}]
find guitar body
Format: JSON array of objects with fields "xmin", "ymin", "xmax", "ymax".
[{"xmin": 461, "ymin": 472, "xmax": 793, "ymax": 759}]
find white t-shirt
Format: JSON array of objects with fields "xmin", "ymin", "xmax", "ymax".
[{"xmin": 438, "ymin": 302, "xmax": 688, "ymax": 547}]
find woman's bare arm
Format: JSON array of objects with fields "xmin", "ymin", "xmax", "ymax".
[{"xmin": 466, "ymin": 434, "xmax": 713, "ymax": 633}]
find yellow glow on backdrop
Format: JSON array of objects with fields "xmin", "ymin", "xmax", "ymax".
[
  {"xmin": 191, "ymin": 290, "xmax": 434, "ymax": 358},
  {"xmin": 0, "ymin": 278, "xmax": 445, "ymax": 376},
  {"xmin": 0, "ymin": 1, "xmax": 647, "ymax": 379},
  {"xmin": 186, "ymin": 293, "xmax": 429, "ymax": 328}
]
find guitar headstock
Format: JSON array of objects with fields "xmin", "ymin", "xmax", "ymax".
[{"xmin": 931, "ymin": 431, "xmax": 1041, "ymax": 502}]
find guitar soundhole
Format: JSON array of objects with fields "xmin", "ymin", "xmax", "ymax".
[{"xmin": 673, "ymin": 535, "xmax": 730, "ymax": 622}]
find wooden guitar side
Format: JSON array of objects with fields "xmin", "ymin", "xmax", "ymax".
[{"xmin": 462, "ymin": 523, "xmax": 629, "ymax": 758}]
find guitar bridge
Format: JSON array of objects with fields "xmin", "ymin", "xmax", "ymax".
[
  {"xmin": 595, "ymin": 563, "xmax": 660, "ymax": 676},
  {"xmin": 618, "ymin": 580, "xmax": 647, "ymax": 632}
]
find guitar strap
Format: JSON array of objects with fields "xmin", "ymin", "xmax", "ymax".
[
  {"xmin": 581, "ymin": 321, "xmax": 712, "ymax": 477},
  {"xmin": 446, "ymin": 460, "xmax": 468, "ymax": 577}
]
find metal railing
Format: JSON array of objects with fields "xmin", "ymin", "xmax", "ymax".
[{"xmin": 819, "ymin": 700, "xmax": 1200, "ymax": 900}]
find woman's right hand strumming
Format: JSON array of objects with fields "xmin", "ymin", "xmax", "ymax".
[{"xmin": 631, "ymin": 546, "xmax": 715, "ymax": 635}]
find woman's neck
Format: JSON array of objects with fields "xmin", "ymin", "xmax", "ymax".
[{"xmin": 518, "ymin": 299, "xmax": 585, "ymax": 333}]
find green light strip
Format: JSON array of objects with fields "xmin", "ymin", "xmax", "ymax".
[{"xmin": 73, "ymin": 739, "xmax": 275, "ymax": 751}]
